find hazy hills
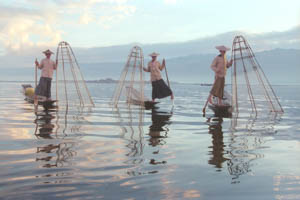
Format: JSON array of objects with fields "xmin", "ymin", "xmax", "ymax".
[
  {"xmin": 3, "ymin": 48, "xmax": 299, "ymax": 85},
  {"xmin": 1, "ymin": 28, "xmax": 299, "ymax": 84},
  {"xmin": 81, "ymin": 48, "xmax": 300, "ymax": 84}
]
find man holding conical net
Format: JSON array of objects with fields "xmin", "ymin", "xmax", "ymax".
[
  {"xmin": 203, "ymin": 45, "xmax": 233, "ymax": 113},
  {"xmin": 143, "ymin": 52, "xmax": 174, "ymax": 102}
]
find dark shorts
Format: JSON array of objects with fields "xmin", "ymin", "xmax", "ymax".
[
  {"xmin": 152, "ymin": 79, "xmax": 172, "ymax": 100},
  {"xmin": 35, "ymin": 77, "xmax": 52, "ymax": 98},
  {"xmin": 210, "ymin": 77, "xmax": 225, "ymax": 98}
]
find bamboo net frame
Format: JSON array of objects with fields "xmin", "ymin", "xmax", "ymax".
[
  {"xmin": 111, "ymin": 46, "xmax": 146, "ymax": 107},
  {"xmin": 55, "ymin": 41, "xmax": 94, "ymax": 109},
  {"xmin": 231, "ymin": 35, "xmax": 283, "ymax": 129}
]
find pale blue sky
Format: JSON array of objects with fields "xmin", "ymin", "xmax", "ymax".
[{"xmin": 0, "ymin": 0, "xmax": 299, "ymax": 51}]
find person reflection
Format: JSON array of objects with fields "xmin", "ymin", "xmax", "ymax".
[
  {"xmin": 207, "ymin": 116, "xmax": 228, "ymax": 171},
  {"xmin": 34, "ymin": 110, "xmax": 76, "ymax": 168},
  {"xmin": 148, "ymin": 108, "xmax": 172, "ymax": 165},
  {"xmin": 34, "ymin": 110, "xmax": 55, "ymax": 139}
]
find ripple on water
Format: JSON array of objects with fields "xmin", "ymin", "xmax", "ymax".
[{"xmin": 0, "ymin": 83, "xmax": 300, "ymax": 200}]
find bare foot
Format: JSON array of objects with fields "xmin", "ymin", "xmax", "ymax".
[{"xmin": 171, "ymin": 94, "xmax": 174, "ymax": 100}]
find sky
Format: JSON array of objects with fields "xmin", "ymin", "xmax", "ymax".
[{"xmin": 0, "ymin": 0, "xmax": 299, "ymax": 54}]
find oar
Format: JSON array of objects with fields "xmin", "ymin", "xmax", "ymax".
[
  {"xmin": 34, "ymin": 58, "xmax": 38, "ymax": 107},
  {"xmin": 163, "ymin": 59, "xmax": 174, "ymax": 106},
  {"xmin": 202, "ymin": 94, "xmax": 211, "ymax": 116},
  {"xmin": 35, "ymin": 58, "xmax": 37, "ymax": 89},
  {"xmin": 203, "ymin": 78, "xmax": 217, "ymax": 116}
]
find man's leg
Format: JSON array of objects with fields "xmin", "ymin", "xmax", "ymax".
[{"xmin": 47, "ymin": 79, "xmax": 52, "ymax": 100}]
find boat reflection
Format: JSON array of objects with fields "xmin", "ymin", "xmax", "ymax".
[
  {"xmin": 148, "ymin": 108, "xmax": 172, "ymax": 147},
  {"xmin": 113, "ymin": 103, "xmax": 173, "ymax": 173},
  {"xmin": 34, "ymin": 110, "xmax": 56, "ymax": 139},
  {"xmin": 207, "ymin": 114, "xmax": 266, "ymax": 184},
  {"xmin": 206, "ymin": 116, "xmax": 228, "ymax": 171},
  {"xmin": 147, "ymin": 108, "xmax": 172, "ymax": 166},
  {"xmin": 33, "ymin": 109, "xmax": 78, "ymax": 169}
]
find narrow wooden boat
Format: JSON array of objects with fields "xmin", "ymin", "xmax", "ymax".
[
  {"xmin": 21, "ymin": 84, "xmax": 57, "ymax": 110},
  {"xmin": 208, "ymin": 91, "xmax": 232, "ymax": 118},
  {"xmin": 127, "ymin": 98, "xmax": 159, "ymax": 110}
]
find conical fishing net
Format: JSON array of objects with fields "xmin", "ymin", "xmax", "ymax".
[
  {"xmin": 111, "ymin": 46, "xmax": 147, "ymax": 107},
  {"xmin": 55, "ymin": 41, "xmax": 94, "ymax": 108},
  {"xmin": 231, "ymin": 35, "xmax": 283, "ymax": 129}
]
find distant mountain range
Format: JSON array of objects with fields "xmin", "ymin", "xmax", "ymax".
[
  {"xmin": 2, "ymin": 48, "xmax": 299, "ymax": 84},
  {"xmin": 0, "ymin": 29, "xmax": 299, "ymax": 84}
]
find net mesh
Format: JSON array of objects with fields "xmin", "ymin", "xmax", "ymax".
[
  {"xmin": 111, "ymin": 46, "xmax": 147, "ymax": 107},
  {"xmin": 231, "ymin": 36, "xmax": 283, "ymax": 129},
  {"xmin": 55, "ymin": 41, "xmax": 94, "ymax": 108}
]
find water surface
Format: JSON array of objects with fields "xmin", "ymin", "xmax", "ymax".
[{"xmin": 0, "ymin": 82, "xmax": 300, "ymax": 200}]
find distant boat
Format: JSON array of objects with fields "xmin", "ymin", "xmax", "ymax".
[{"xmin": 21, "ymin": 84, "xmax": 57, "ymax": 110}]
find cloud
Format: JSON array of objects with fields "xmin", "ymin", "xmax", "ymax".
[
  {"xmin": 0, "ymin": 0, "xmax": 136, "ymax": 53},
  {"xmin": 0, "ymin": 5, "xmax": 62, "ymax": 53}
]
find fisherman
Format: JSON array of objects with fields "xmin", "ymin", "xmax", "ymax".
[
  {"xmin": 34, "ymin": 49, "xmax": 57, "ymax": 103},
  {"xmin": 209, "ymin": 45, "xmax": 233, "ymax": 105},
  {"xmin": 143, "ymin": 52, "xmax": 174, "ymax": 102}
]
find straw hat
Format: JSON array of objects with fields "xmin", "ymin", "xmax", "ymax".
[
  {"xmin": 149, "ymin": 52, "xmax": 160, "ymax": 57},
  {"xmin": 215, "ymin": 45, "xmax": 230, "ymax": 51},
  {"xmin": 43, "ymin": 49, "xmax": 54, "ymax": 55}
]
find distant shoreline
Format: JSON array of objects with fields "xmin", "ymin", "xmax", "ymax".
[{"xmin": 0, "ymin": 79, "xmax": 298, "ymax": 86}]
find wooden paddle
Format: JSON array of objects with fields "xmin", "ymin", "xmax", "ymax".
[
  {"xmin": 203, "ymin": 77, "xmax": 217, "ymax": 115},
  {"xmin": 34, "ymin": 58, "xmax": 38, "ymax": 107},
  {"xmin": 202, "ymin": 94, "xmax": 211, "ymax": 116},
  {"xmin": 163, "ymin": 59, "xmax": 174, "ymax": 105}
]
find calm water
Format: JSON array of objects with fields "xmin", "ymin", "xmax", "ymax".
[{"xmin": 0, "ymin": 82, "xmax": 300, "ymax": 200}]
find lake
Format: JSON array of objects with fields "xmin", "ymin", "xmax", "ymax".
[{"xmin": 0, "ymin": 82, "xmax": 300, "ymax": 200}]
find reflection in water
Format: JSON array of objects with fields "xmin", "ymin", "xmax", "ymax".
[
  {"xmin": 33, "ymin": 109, "xmax": 78, "ymax": 169},
  {"xmin": 226, "ymin": 130, "xmax": 265, "ymax": 184},
  {"xmin": 226, "ymin": 106, "xmax": 282, "ymax": 184},
  {"xmin": 231, "ymin": 104, "xmax": 283, "ymax": 134},
  {"xmin": 206, "ymin": 116, "xmax": 228, "ymax": 171},
  {"xmin": 207, "ymin": 114, "xmax": 268, "ymax": 184},
  {"xmin": 148, "ymin": 108, "xmax": 172, "ymax": 166},
  {"xmin": 34, "ymin": 110, "xmax": 56, "ymax": 139},
  {"xmin": 149, "ymin": 108, "xmax": 172, "ymax": 147},
  {"xmin": 113, "ymin": 104, "xmax": 173, "ymax": 175},
  {"xmin": 113, "ymin": 104, "xmax": 145, "ymax": 164}
]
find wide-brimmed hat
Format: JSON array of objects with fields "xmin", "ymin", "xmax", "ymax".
[
  {"xmin": 43, "ymin": 49, "xmax": 54, "ymax": 55},
  {"xmin": 149, "ymin": 52, "xmax": 160, "ymax": 57},
  {"xmin": 215, "ymin": 45, "xmax": 230, "ymax": 51}
]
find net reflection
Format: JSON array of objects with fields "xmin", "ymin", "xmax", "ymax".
[
  {"xmin": 112, "ymin": 104, "xmax": 145, "ymax": 165},
  {"xmin": 33, "ymin": 109, "xmax": 80, "ymax": 170},
  {"xmin": 206, "ymin": 116, "xmax": 228, "ymax": 171},
  {"xmin": 207, "ymin": 114, "xmax": 269, "ymax": 184},
  {"xmin": 227, "ymin": 123, "xmax": 269, "ymax": 184}
]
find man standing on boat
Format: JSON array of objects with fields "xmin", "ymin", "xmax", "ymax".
[
  {"xmin": 34, "ymin": 49, "xmax": 57, "ymax": 103},
  {"xmin": 143, "ymin": 52, "xmax": 174, "ymax": 102},
  {"xmin": 209, "ymin": 45, "xmax": 233, "ymax": 105}
]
